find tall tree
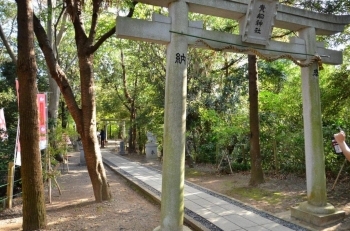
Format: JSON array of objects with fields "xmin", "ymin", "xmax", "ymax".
[
  {"xmin": 120, "ymin": 50, "xmax": 137, "ymax": 152},
  {"xmin": 17, "ymin": 0, "xmax": 47, "ymax": 229},
  {"xmin": 248, "ymin": 55, "xmax": 264, "ymax": 186},
  {"xmin": 46, "ymin": 0, "xmax": 60, "ymax": 125},
  {"xmin": 32, "ymin": 1, "xmax": 137, "ymax": 201}
]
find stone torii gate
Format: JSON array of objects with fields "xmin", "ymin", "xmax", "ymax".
[{"xmin": 115, "ymin": 0, "xmax": 350, "ymax": 230}]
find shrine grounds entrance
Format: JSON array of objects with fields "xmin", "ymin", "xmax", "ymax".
[{"xmin": 115, "ymin": 0, "xmax": 350, "ymax": 229}]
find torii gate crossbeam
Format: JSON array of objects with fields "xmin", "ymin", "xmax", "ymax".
[
  {"xmin": 116, "ymin": 15, "xmax": 342, "ymax": 65},
  {"xmin": 138, "ymin": 0, "xmax": 350, "ymax": 35}
]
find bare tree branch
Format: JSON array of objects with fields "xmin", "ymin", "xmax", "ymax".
[
  {"xmin": 88, "ymin": 0, "xmax": 102, "ymax": 45},
  {"xmin": 0, "ymin": 23, "xmax": 17, "ymax": 65},
  {"xmin": 114, "ymin": 82, "xmax": 131, "ymax": 111},
  {"xmin": 33, "ymin": 13, "xmax": 83, "ymax": 133},
  {"xmin": 90, "ymin": 26, "xmax": 115, "ymax": 54},
  {"xmin": 54, "ymin": 4, "xmax": 68, "ymax": 64},
  {"xmin": 121, "ymin": 50, "xmax": 133, "ymax": 106},
  {"xmin": 64, "ymin": 0, "xmax": 88, "ymax": 45},
  {"xmin": 90, "ymin": 1, "xmax": 138, "ymax": 54}
]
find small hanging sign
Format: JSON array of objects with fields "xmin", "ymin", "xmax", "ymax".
[{"xmin": 242, "ymin": 0, "xmax": 278, "ymax": 46}]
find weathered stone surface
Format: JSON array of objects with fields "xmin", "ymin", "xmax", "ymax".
[{"xmin": 291, "ymin": 204, "xmax": 345, "ymax": 227}]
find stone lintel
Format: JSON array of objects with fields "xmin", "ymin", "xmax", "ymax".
[
  {"xmin": 189, "ymin": 21, "xmax": 203, "ymax": 29},
  {"xmin": 291, "ymin": 206, "xmax": 345, "ymax": 227},
  {"xmin": 189, "ymin": 27, "xmax": 307, "ymax": 60},
  {"xmin": 116, "ymin": 17, "xmax": 342, "ymax": 65},
  {"xmin": 136, "ymin": 0, "xmax": 350, "ymax": 35},
  {"xmin": 290, "ymin": 37, "xmax": 326, "ymax": 49},
  {"xmin": 116, "ymin": 17, "xmax": 170, "ymax": 45},
  {"xmin": 152, "ymin": 13, "xmax": 171, "ymax": 24},
  {"xmin": 289, "ymin": 37, "xmax": 342, "ymax": 65},
  {"xmin": 152, "ymin": 13, "xmax": 203, "ymax": 29}
]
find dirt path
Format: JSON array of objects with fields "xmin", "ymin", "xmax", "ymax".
[{"xmin": 0, "ymin": 150, "xmax": 160, "ymax": 231}]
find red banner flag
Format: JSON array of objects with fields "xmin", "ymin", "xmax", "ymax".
[
  {"xmin": 14, "ymin": 80, "xmax": 47, "ymax": 165},
  {"xmin": 37, "ymin": 94, "xmax": 47, "ymax": 150},
  {"xmin": 15, "ymin": 124, "xmax": 21, "ymax": 166},
  {"xmin": 14, "ymin": 80, "xmax": 21, "ymax": 165}
]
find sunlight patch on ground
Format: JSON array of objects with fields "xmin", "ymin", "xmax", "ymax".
[
  {"xmin": 47, "ymin": 198, "xmax": 91, "ymax": 211},
  {"xmin": 0, "ymin": 217, "xmax": 22, "ymax": 231}
]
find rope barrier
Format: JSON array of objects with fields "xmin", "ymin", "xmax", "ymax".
[
  {"xmin": 0, "ymin": 183, "xmax": 8, "ymax": 188},
  {"xmin": 13, "ymin": 192, "xmax": 22, "ymax": 197},
  {"xmin": 0, "ymin": 193, "xmax": 22, "ymax": 210},
  {"xmin": 169, "ymin": 30, "xmax": 324, "ymax": 70},
  {"xmin": 0, "ymin": 192, "xmax": 22, "ymax": 202},
  {"xmin": 0, "ymin": 179, "xmax": 21, "ymax": 189}
]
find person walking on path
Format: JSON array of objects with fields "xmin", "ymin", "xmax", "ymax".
[{"xmin": 100, "ymin": 129, "xmax": 106, "ymax": 148}]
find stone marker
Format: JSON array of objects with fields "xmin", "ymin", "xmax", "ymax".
[
  {"xmin": 145, "ymin": 132, "xmax": 158, "ymax": 159},
  {"xmin": 78, "ymin": 141, "xmax": 86, "ymax": 166}
]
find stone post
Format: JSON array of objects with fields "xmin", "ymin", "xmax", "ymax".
[
  {"xmin": 154, "ymin": 1, "xmax": 189, "ymax": 230},
  {"xmin": 291, "ymin": 27, "xmax": 344, "ymax": 226},
  {"xmin": 6, "ymin": 162, "xmax": 14, "ymax": 209},
  {"xmin": 122, "ymin": 120, "xmax": 126, "ymax": 140}
]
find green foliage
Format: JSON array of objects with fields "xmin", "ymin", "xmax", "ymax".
[
  {"xmin": 95, "ymin": 39, "xmax": 166, "ymax": 150},
  {"xmin": 44, "ymin": 125, "xmax": 76, "ymax": 181},
  {"xmin": 286, "ymin": 0, "xmax": 350, "ymax": 14}
]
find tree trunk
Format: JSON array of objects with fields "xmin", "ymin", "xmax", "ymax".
[
  {"xmin": 120, "ymin": 50, "xmax": 138, "ymax": 153},
  {"xmin": 32, "ymin": 9, "xmax": 111, "ymax": 201},
  {"xmin": 48, "ymin": 76, "xmax": 60, "ymax": 124},
  {"xmin": 60, "ymin": 99, "xmax": 68, "ymax": 128},
  {"xmin": 248, "ymin": 55, "xmax": 264, "ymax": 186},
  {"xmin": 46, "ymin": 0, "xmax": 60, "ymax": 126},
  {"xmin": 128, "ymin": 104, "xmax": 137, "ymax": 153},
  {"xmin": 17, "ymin": 0, "xmax": 47, "ymax": 229},
  {"xmin": 32, "ymin": 0, "xmax": 138, "ymax": 202},
  {"xmin": 78, "ymin": 53, "xmax": 111, "ymax": 201}
]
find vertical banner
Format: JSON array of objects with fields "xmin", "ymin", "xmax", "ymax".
[
  {"xmin": 14, "ymin": 82, "xmax": 48, "ymax": 165},
  {"xmin": 0, "ymin": 108, "xmax": 7, "ymax": 141},
  {"xmin": 15, "ymin": 123, "xmax": 21, "ymax": 166},
  {"xmin": 37, "ymin": 94, "xmax": 47, "ymax": 150},
  {"xmin": 15, "ymin": 79, "xmax": 19, "ymax": 106},
  {"xmin": 14, "ymin": 80, "xmax": 21, "ymax": 165}
]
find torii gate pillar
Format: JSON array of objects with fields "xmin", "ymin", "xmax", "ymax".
[
  {"xmin": 291, "ymin": 27, "xmax": 345, "ymax": 225},
  {"xmin": 154, "ymin": 1, "xmax": 191, "ymax": 230}
]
